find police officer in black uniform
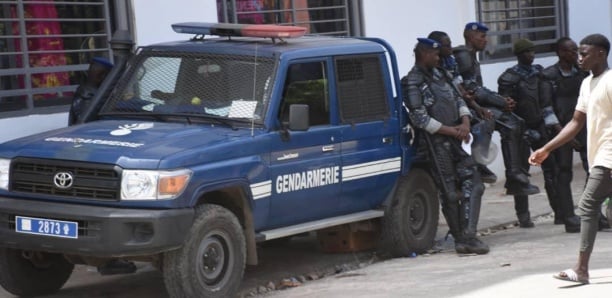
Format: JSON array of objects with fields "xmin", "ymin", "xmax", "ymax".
[
  {"xmin": 541, "ymin": 37, "xmax": 587, "ymax": 231},
  {"xmin": 403, "ymin": 38, "xmax": 489, "ymax": 254},
  {"xmin": 428, "ymin": 31, "xmax": 497, "ymax": 176},
  {"xmin": 498, "ymin": 38, "xmax": 579, "ymax": 232},
  {"xmin": 454, "ymin": 22, "xmax": 540, "ymax": 198}
]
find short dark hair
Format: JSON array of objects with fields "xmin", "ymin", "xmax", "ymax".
[
  {"xmin": 580, "ymin": 34, "xmax": 610, "ymax": 57},
  {"xmin": 427, "ymin": 31, "xmax": 448, "ymax": 44}
]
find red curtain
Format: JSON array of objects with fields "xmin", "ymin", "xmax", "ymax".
[{"xmin": 12, "ymin": 0, "xmax": 70, "ymax": 99}]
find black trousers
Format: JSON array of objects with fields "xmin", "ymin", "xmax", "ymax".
[
  {"xmin": 514, "ymin": 124, "xmax": 560, "ymax": 216},
  {"xmin": 551, "ymin": 141, "xmax": 579, "ymax": 219}
]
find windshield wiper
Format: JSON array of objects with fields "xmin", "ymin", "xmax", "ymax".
[
  {"xmin": 175, "ymin": 112, "xmax": 237, "ymax": 129},
  {"xmin": 99, "ymin": 112, "xmax": 172, "ymax": 122}
]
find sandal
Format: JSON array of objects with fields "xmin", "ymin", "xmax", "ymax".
[{"xmin": 553, "ymin": 269, "xmax": 589, "ymax": 284}]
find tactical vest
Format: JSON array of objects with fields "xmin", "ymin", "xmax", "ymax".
[
  {"xmin": 550, "ymin": 66, "xmax": 586, "ymax": 124},
  {"xmin": 507, "ymin": 65, "xmax": 543, "ymax": 128},
  {"xmin": 420, "ymin": 69, "xmax": 460, "ymax": 126}
]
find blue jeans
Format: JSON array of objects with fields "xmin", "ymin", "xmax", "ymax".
[{"xmin": 578, "ymin": 166, "xmax": 612, "ymax": 253}]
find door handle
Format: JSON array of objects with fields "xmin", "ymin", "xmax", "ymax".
[{"xmin": 322, "ymin": 145, "xmax": 335, "ymax": 152}]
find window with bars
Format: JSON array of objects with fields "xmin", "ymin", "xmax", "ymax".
[
  {"xmin": 477, "ymin": 0, "xmax": 567, "ymax": 61},
  {"xmin": 216, "ymin": 0, "xmax": 362, "ymax": 36},
  {"xmin": 0, "ymin": 0, "xmax": 112, "ymax": 115}
]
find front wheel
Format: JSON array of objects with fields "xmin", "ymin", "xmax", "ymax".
[
  {"xmin": 163, "ymin": 204, "xmax": 246, "ymax": 298},
  {"xmin": 381, "ymin": 168, "xmax": 439, "ymax": 257},
  {"xmin": 0, "ymin": 248, "xmax": 74, "ymax": 297}
]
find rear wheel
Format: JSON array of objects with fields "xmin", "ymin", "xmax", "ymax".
[
  {"xmin": 163, "ymin": 204, "xmax": 246, "ymax": 298},
  {"xmin": 0, "ymin": 248, "xmax": 74, "ymax": 297},
  {"xmin": 382, "ymin": 168, "xmax": 439, "ymax": 257}
]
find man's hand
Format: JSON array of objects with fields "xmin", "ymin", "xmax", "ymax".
[
  {"xmin": 454, "ymin": 122, "xmax": 471, "ymax": 142},
  {"xmin": 529, "ymin": 148, "xmax": 550, "ymax": 166},
  {"xmin": 504, "ymin": 97, "xmax": 516, "ymax": 112},
  {"xmin": 477, "ymin": 107, "xmax": 494, "ymax": 120}
]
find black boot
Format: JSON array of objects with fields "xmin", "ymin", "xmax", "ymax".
[
  {"xmin": 505, "ymin": 181, "xmax": 540, "ymax": 196},
  {"xmin": 563, "ymin": 215, "xmax": 580, "ymax": 233},
  {"xmin": 478, "ymin": 164, "xmax": 497, "ymax": 184},
  {"xmin": 457, "ymin": 189, "xmax": 489, "ymax": 255},
  {"xmin": 501, "ymin": 138, "xmax": 540, "ymax": 196},
  {"xmin": 441, "ymin": 201, "xmax": 465, "ymax": 253},
  {"xmin": 517, "ymin": 212, "xmax": 534, "ymax": 228},
  {"xmin": 455, "ymin": 236, "xmax": 489, "ymax": 254}
]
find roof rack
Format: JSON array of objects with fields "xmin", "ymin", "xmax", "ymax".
[{"xmin": 172, "ymin": 22, "xmax": 306, "ymax": 42}]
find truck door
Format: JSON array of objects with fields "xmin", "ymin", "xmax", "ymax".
[
  {"xmin": 334, "ymin": 54, "xmax": 402, "ymax": 211},
  {"xmin": 267, "ymin": 60, "xmax": 343, "ymax": 227}
]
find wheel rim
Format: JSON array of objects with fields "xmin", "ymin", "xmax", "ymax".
[
  {"xmin": 196, "ymin": 230, "xmax": 234, "ymax": 287},
  {"xmin": 408, "ymin": 190, "xmax": 428, "ymax": 235}
]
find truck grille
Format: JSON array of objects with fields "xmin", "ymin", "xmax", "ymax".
[{"xmin": 10, "ymin": 158, "xmax": 121, "ymax": 201}]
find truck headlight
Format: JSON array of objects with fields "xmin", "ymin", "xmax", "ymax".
[
  {"xmin": 0, "ymin": 159, "xmax": 9, "ymax": 190},
  {"xmin": 121, "ymin": 169, "xmax": 192, "ymax": 200}
]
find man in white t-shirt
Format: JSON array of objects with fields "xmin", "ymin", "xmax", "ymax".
[{"xmin": 529, "ymin": 33, "xmax": 611, "ymax": 284}]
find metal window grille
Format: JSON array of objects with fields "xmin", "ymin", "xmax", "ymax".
[
  {"xmin": 336, "ymin": 55, "xmax": 389, "ymax": 123},
  {"xmin": 477, "ymin": 0, "xmax": 567, "ymax": 61},
  {"xmin": 216, "ymin": 0, "xmax": 362, "ymax": 36},
  {"xmin": 0, "ymin": 0, "xmax": 112, "ymax": 115}
]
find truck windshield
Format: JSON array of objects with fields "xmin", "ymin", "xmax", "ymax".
[{"xmin": 99, "ymin": 52, "xmax": 276, "ymax": 122}]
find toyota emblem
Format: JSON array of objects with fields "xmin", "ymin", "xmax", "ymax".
[{"xmin": 53, "ymin": 172, "xmax": 74, "ymax": 189}]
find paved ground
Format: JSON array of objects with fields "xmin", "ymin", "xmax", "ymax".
[{"xmin": 261, "ymin": 218, "xmax": 612, "ymax": 298}]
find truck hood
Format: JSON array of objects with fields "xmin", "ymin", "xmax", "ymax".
[{"xmin": 0, "ymin": 120, "xmax": 257, "ymax": 168}]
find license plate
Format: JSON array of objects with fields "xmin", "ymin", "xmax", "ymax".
[{"xmin": 15, "ymin": 216, "xmax": 78, "ymax": 239}]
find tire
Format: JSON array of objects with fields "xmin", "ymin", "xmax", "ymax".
[
  {"xmin": 382, "ymin": 167, "xmax": 439, "ymax": 257},
  {"xmin": 0, "ymin": 248, "xmax": 74, "ymax": 297},
  {"xmin": 163, "ymin": 204, "xmax": 246, "ymax": 298}
]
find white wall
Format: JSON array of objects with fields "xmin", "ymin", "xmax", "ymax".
[
  {"xmin": 131, "ymin": 0, "xmax": 218, "ymax": 46},
  {"xmin": 567, "ymin": 0, "xmax": 612, "ymax": 67},
  {"xmin": 361, "ymin": 0, "xmax": 476, "ymax": 76}
]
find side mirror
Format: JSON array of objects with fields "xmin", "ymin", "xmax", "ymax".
[{"xmin": 288, "ymin": 104, "xmax": 309, "ymax": 131}]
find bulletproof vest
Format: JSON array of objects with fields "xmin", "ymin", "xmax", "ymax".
[
  {"xmin": 551, "ymin": 67, "xmax": 586, "ymax": 124},
  {"xmin": 508, "ymin": 65, "xmax": 542, "ymax": 127},
  {"xmin": 421, "ymin": 68, "xmax": 459, "ymax": 126}
]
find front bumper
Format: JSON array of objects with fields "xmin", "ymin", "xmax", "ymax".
[{"xmin": 0, "ymin": 197, "xmax": 194, "ymax": 257}]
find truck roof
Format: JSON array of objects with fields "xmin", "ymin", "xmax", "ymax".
[{"xmin": 143, "ymin": 35, "xmax": 387, "ymax": 59}]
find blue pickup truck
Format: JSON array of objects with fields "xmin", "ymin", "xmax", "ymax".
[{"xmin": 0, "ymin": 23, "xmax": 440, "ymax": 297}]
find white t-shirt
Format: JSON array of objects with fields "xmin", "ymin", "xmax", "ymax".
[{"xmin": 575, "ymin": 69, "xmax": 612, "ymax": 171}]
